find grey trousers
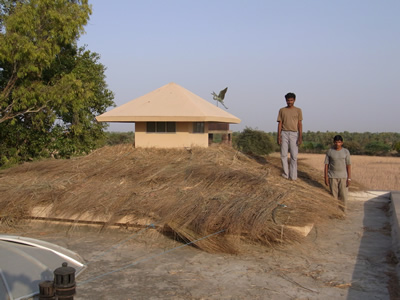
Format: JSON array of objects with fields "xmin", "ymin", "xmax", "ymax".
[
  {"xmin": 280, "ymin": 131, "xmax": 298, "ymax": 180},
  {"xmin": 329, "ymin": 178, "xmax": 348, "ymax": 212}
]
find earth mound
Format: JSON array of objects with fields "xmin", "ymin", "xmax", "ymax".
[{"xmin": 0, "ymin": 144, "xmax": 348, "ymax": 253}]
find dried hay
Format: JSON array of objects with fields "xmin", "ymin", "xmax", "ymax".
[{"xmin": 0, "ymin": 144, "xmax": 349, "ymax": 253}]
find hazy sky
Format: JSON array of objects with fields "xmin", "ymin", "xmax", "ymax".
[{"xmin": 78, "ymin": 0, "xmax": 400, "ymax": 133}]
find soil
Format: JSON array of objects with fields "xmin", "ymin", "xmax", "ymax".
[{"xmin": 8, "ymin": 191, "xmax": 398, "ymax": 300}]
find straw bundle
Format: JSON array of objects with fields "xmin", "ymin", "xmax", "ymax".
[{"xmin": 0, "ymin": 144, "xmax": 344, "ymax": 253}]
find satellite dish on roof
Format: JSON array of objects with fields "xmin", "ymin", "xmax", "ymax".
[{"xmin": 0, "ymin": 235, "xmax": 86, "ymax": 300}]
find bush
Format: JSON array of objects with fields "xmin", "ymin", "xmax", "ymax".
[
  {"xmin": 300, "ymin": 141, "xmax": 325, "ymax": 153},
  {"xmin": 344, "ymin": 141, "xmax": 362, "ymax": 155},
  {"xmin": 234, "ymin": 127, "xmax": 275, "ymax": 156},
  {"xmin": 394, "ymin": 141, "xmax": 400, "ymax": 154},
  {"xmin": 105, "ymin": 132, "xmax": 135, "ymax": 145},
  {"xmin": 364, "ymin": 141, "xmax": 391, "ymax": 155}
]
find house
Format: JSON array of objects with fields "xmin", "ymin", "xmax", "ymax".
[{"xmin": 96, "ymin": 82, "xmax": 241, "ymax": 148}]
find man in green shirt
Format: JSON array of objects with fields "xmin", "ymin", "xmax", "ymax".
[{"xmin": 324, "ymin": 135, "xmax": 352, "ymax": 212}]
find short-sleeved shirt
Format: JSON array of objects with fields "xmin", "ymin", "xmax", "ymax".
[
  {"xmin": 324, "ymin": 147, "xmax": 351, "ymax": 178},
  {"xmin": 277, "ymin": 107, "xmax": 303, "ymax": 131}
]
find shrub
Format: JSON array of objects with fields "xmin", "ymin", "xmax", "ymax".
[
  {"xmin": 105, "ymin": 132, "xmax": 135, "ymax": 145},
  {"xmin": 394, "ymin": 141, "xmax": 400, "ymax": 154},
  {"xmin": 344, "ymin": 141, "xmax": 362, "ymax": 155},
  {"xmin": 234, "ymin": 127, "xmax": 275, "ymax": 156},
  {"xmin": 364, "ymin": 141, "xmax": 391, "ymax": 156}
]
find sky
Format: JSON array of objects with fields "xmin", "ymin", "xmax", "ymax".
[{"xmin": 78, "ymin": 0, "xmax": 400, "ymax": 133}]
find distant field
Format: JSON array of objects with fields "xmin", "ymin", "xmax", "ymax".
[{"xmin": 271, "ymin": 153, "xmax": 400, "ymax": 191}]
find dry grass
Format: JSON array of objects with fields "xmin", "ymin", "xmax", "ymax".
[
  {"xmin": 293, "ymin": 153, "xmax": 400, "ymax": 191},
  {"xmin": 0, "ymin": 144, "xmax": 347, "ymax": 253}
]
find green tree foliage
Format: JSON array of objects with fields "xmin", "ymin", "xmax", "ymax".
[
  {"xmin": 300, "ymin": 131, "xmax": 400, "ymax": 155},
  {"xmin": 252, "ymin": 130, "xmax": 399, "ymax": 157},
  {"xmin": 105, "ymin": 132, "xmax": 135, "ymax": 146},
  {"xmin": 364, "ymin": 141, "xmax": 391, "ymax": 156},
  {"xmin": 394, "ymin": 141, "xmax": 400, "ymax": 154},
  {"xmin": 343, "ymin": 141, "xmax": 362, "ymax": 155},
  {"xmin": 300, "ymin": 141, "xmax": 324, "ymax": 153},
  {"xmin": 0, "ymin": 0, "xmax": 92, "ymax": 122},
  {"xmin": 0, "ymin": 0, "xmax": 115, "ymax": 167},
  {"xmin": 234, "ymin": 127, "xmax": 275, "ymax": 156}
]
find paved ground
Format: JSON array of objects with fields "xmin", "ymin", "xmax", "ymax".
[{"xmin": 9, "ymin": 191, "xmax": 400, "ymax": 299}]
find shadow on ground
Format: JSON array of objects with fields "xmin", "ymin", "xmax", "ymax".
[{"xmin": 348, "ymin": 194, "xmax": 400, "ymax": 300}]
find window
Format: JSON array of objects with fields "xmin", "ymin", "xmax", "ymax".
[
  {"xmin": 193, "ymin": 122, "xmax": 205, "ymax": 133},
  {"xmin": 146, "ymin": 122, "xmax": 156, "ymax": 132},
  {"xmin": 157, "ymin": 122, "xmax": 165, "ymax": 132},
  {"xmin": 166, "ymin": 122, "xmax": 176, "ymax": 132},
  {"xmin": 146, "ymin": 122, "xmax": 176, "ymax": 133}
]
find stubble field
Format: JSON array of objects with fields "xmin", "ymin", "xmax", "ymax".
[{"xmin": 296, "ymin": 153, "xmax": 400, "ymax": 191}]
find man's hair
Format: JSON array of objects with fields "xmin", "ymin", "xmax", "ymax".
[
  {"xmin": 285, "ymin": 92, "xmax": 296, "ymax": 100},
  {"xmin": 333, "ymin": 135, "xmax": 343, "ymax": 142}
]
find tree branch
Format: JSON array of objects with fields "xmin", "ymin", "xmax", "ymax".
[{"xmin": 0, "ymin": 104, "xmax": 48, "ymax": 124}]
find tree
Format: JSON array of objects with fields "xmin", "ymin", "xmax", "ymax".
[
  {"xmin": 344, "ymin": 141, "xmax": 362, "ymax": 155},
  {"xmin": 394, "ymin": 141, "xmax": 400, "ymax": 154},
  {"xmin": 301, "ymin": 141, "xmax": 314, "ymax": 153},
  {"xmin": 0, "ymin": 44, "xmax": 114, "ymax": 164},
  {"xmin": 0, "ymin": 0, "xmax": 92, "ymax": 123},
  {"xmin": 234, "ymin": 127, "xmax": 275, "ymax": 156},
  {"xmin": 364, "ymin": 141, "xmax": 391, "ymax": 156},
  {"xmin": 0, "ymin": 1, "xmax": 115, "ymax": 166},
  {"xmin": 105, "ymin": 132, "xmax": 135, "ymax": 146}
]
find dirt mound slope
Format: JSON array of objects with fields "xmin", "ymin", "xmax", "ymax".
[{"xmin": 0, "ymin": 144, "xmax": 356, "ymax": 253}]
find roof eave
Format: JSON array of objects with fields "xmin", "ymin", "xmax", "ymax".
[{"xmin": 96, "ymin": 116, "xmax": 241, "ymax": 124}]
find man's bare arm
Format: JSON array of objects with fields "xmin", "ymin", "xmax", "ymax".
[
  {"xmin": 277, "ymin": 122, "xmax": 282, "ymax": 145},
  {"xmin": 346, "ymin": 165, "xmax": 352, "ymax": 187},
  {"xmin": 324, "ymin": 164, "xmax": 329, "ymax": 186},
  {"xmin": 297, "ymin": 120, "xmax": 303, "ymax": 145}
]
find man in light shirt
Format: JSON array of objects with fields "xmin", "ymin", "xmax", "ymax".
[
  {"xmin": 277, "ymin": 92, "xmax": 303, "ymax": 180},
  {"xmin": 324, "ymin": 135, "xmax": 352, "ymax": 213}
]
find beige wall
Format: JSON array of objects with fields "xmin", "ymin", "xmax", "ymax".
[{"xmin": 135, "ymin": 122, "xmax": 209, "ymax": 148}]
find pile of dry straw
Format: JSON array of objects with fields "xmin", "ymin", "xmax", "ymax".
[{"xmin": 0, "ymin": 144, "xmax": 347, "ymax": 253}]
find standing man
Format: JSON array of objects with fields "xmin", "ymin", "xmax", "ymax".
[
  {"xmin": 277, "ymin": 92, "xmax": 303, "ymax": 180},
  {"xmin": 324, "ymin": 135, "xmax": 352, "ymax": 213}
]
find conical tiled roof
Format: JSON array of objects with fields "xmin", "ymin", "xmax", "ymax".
[{"xmin": 96, "ymin": 82, "xmax": 240, "ymax": 124}]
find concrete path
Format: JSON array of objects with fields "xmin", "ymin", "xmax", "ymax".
[{"xmin": 346, "ymin": 191, "xmax": 398, "ymax": 299}]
